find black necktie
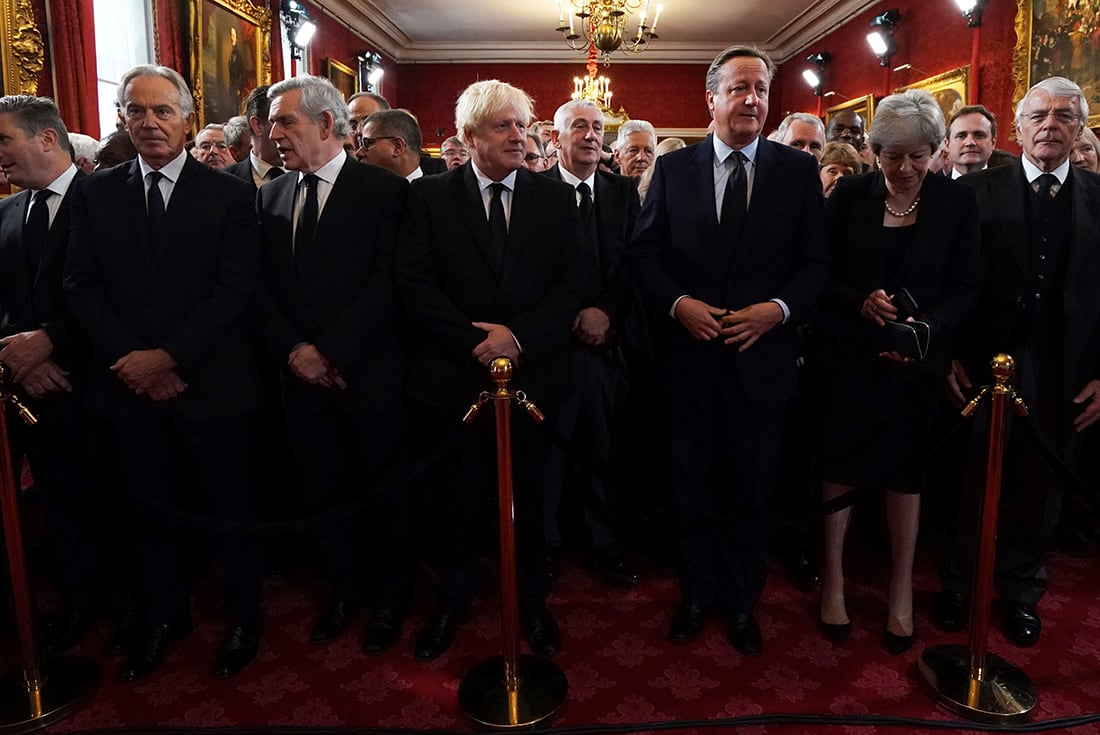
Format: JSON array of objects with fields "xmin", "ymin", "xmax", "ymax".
[
  {"xmin": 1036, "ymin": 173, "xmax": 1058, "ymax": 201},
  {"xmin": 576, "ymin": 181, "xmax": 602, "ymax": 275},
  {"xmin": 577, "ymin": 181, "xmax": 593, "ymax": 224},
  {"xmin": 23, "ymin": 189, "xmax": 52, "ymax": 279},
  {"xmin": 720, "ymin": 151, "xmax": 747, "ymax": 239},
  {"xmin": 295, "ymin": 173, "xmax": 319, "ymax": 273},
  {"xmin": 488, "ymin": 182, "xmax": 507, "ymax": 271},
  {"xmin": 266, "ymin": 167, "xmax": 284, "ymax": 181},
  {"xmin": 146, "ymin": 171, "xmax": 165, "ymax": 241}
]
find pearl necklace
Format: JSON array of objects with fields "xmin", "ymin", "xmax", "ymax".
[{"xmin": 884, "ymin": 196, "xmax": 920, "ymax": 217}]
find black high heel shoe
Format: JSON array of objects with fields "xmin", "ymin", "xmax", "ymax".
[
  {"xmin": 819, "ymin": 617, "xmax": 851, "ymax": 643},
  {"xmin": 884, "ymin": 627, "xmax": 915, "ymax": 655}
]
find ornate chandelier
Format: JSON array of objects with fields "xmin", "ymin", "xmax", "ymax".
[
  {"xmin": 555, "ymin": 0, "xmax": 664, "ymax": 63},
  {"xmin": 572, "ymin": 73, "xmax": 613, "ymax": 109}
]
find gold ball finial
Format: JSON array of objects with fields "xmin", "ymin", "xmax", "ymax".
[
  {"xmin": 490, "ymin": 356, "xmax": 513, "ymax": 385},
  {"xmin": 990, "ymin": 353, "xmax": 1015, "ymax": 378}
]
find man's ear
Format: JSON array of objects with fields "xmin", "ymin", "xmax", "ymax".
[{"xmin": 391, "ymin": 136, "xmax": 406, "ymax": 157}]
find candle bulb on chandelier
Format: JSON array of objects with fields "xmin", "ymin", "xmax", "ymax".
[
  {"xmin": 568, "ymin": 10, "xmax": 575, "ymax": 34},
  {"xmin": 652, "ymin": 4, "xmax": 663, "ymax": 32},
  {"xmin": 557, "ymin": 0, "xmax": 564, "ymax": 24}
]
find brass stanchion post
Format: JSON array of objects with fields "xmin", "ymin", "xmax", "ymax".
[
  {"xmin": 0, "ymin": 362, "xmax": 99, "ymax": 733},
  {"xmin": 457, "ymin": 358, "xmax": 567, "ymax": 729},
  {"xmin": 918, "ymin": 354, "xmax": 1037, "ymax": 723}
]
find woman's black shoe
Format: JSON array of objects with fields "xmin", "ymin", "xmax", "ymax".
[
  {"xmin": 819, "ymin": 616, "xmax": 851, "ymax": 643},
  {"xmin": 884, "ymin": 627, "xmax": 915, "ymax": 655}
]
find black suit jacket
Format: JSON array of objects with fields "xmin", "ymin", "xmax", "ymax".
[
  {"xmin": 224, "ymin": 158, "xmax": 258, "ymax": 195},
  {"xmin": 64, "ymin": 155, "xmax": 263, "ymax": 420},
  {"xmin": 0, "ymin": 173, "xmax": 86, "ymax": 373},
  {"xmin": 257, "ymin": 154, "xmax": 409, "ymax": 414},
  {"xmin": 957, "ymin": 161, "xmax": 1100, "ymax": 398},
  {"xmin": 396, "ymin": 163, "xmax": 587, "ymax": 407},
  {"xmin": 419, "ymin": 154, "xmax": 447, "ymax": 176},
  {"xmin": 822, "ymin": 171, "xmax": 981, "ymax": 375},
  {"xmin": 629, "ymin": 134, "xmax": 829, "ymax": 402}
]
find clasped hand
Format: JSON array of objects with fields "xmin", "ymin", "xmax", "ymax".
[
  {"xmin": 863, "ymin": 289, "xmax": 913, "ymax": 364},
  {"xmin": 674, "ymin": 298, "xmax": 782, "ymax": 351}
]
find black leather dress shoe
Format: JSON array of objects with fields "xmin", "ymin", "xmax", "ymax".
[
  {"xmin": 309, "ymin": 601, "xmax": 358, "ymax": 643},
  {"xmin": 42, "ymin": 610, "xmax": 93, "ymax": 655},
  {"xmin": 728, "ymin": 612, "xmax": 762, "ymax": 656},
  {"xmin": 108, "ymin": 608, "xmax": 139, "ymax": 657},
  {"xmin": 934, "ymin": 591, "xmax": 968, "ymax": 632},
  {"xmin": 523, "ymin": 606, "xmax": 561, "ymax": 657},
  {"xmin": 414, "ymin": 611, "xmax": 459, "ymax": 662},
  {"xmin": 363, "ymin": 608, "xmax": 403, "ymax": 655},
  {"xmin": 120, "ymin": 620, "xmax": 191, "ymax": 682},
  {"xmin": 213, "ymin": 624, "xmax": 259, "ymax": 679},
  {"xmin": 787, "ymin": 550, "xmax": 823, "ymax": 589},
  {"xmin": 1004, "ymin": 600, "xmax": 1041, "ymax": 647},
  {"xmin": 668, "ymin": 603, "xmax": 706, "ymax": 643},
  {"xmin": 591, "ymin": 554, "xmax": 640, "ymax": 589}
]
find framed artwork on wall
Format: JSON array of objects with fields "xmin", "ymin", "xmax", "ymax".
[
  {"xmin": 1, "ymin": 0, "xmax": 45, "ymax": 97},
  {"xmin": 189, "ymin": 0, "xmax": 271, "ymax": 127},
  {"xmin": 825, "ymin": 94, "xmax": 876, "ymax": 130},
  {"xmin": 1014, "ymin": 0, "xmax": 1100, "ymax": 126},
  {"xmin": 326, "ymin": 59, "xmax": 358, "ymax": 101},
  {"xmin": 895, "ymin": 66, "xmax": 970, "ymax": 125}
]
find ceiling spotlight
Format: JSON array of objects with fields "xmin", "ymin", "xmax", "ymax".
[
  {"xmin": 803, "ymin": 52, "xmax": 829, "ymax": 96},
  {"xmin": 281, "ymin": 0, "xmax": 316, "ymax": 60},
  {"xmin": 955, "ymin": 0, "xmax": 987, "ymax": 27},
  {"xmin": 867, "ymin": 9, "xmax": 900, "ymax": 67}
]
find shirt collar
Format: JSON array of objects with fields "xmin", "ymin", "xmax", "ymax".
[
  {"xmin": 33, "ymin": 163, "xmax": 78, "ymax": 199},
  {"xmin": 713, "ymin": 135, "xmax": 759, "ymax": 167},
  {"xmin": 1021, "ymin": 155, "xmax": 1071, "ymax": 185},
  {"xmin": 139, "ymin": 150, "xmax": 188, "ymax": 183},
  {"xmin": 556, "ymin": 165, "xmax": 596, "ymax": 195},
  {"xmin": 250, "ymin": 151, "xmax": 282, "ymax": 179},
  {"xmin": 299, "ymin": 151, "xmax": 346, "ymax": 185},
  {"xmin": 471, "ymin": 160, "xmax": 518, "ymax": 192},
  {"xmin": 407, "ymin": 167, "xmax": 424, "ymax": 182}
]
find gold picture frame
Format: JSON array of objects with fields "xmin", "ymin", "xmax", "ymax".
[
  {"xmin": 325, "ymin": 58, "xmax": 358, "ymax": 102},
  {"xmin": 896, "ymin": 66, "xmax": 970, "ymax": 126},
  {"xmin": 1013, "ymin": 0, "xmax": 1100, "ymax": 127},
  {"xmin": 825, "ymin": 94, "xmax": 876, "ymax": 130},
  {"xmin": 0, "ymin": 0, "xmax": 45, "ymax": 97},
  {"xmin": 189, "ymin": 0, "xmax": 271, "ymax": 127}
]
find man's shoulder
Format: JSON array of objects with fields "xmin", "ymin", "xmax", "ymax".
[
  {"xmin": 0, "ymin": 188, "xmax": 27, "ymax": 216},
  {"xmin": 958, "ymin": 161, "xmax": 1018, "ymax": 190},
  {"xmin": 342, "ymin": 157, "xmax": 409, "ymax": 192},
  {"xmin": 223, "ymin": 159, "xmax": 253, "ymax": 181}
]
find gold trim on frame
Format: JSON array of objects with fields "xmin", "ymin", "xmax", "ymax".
[
  {"xmin": 189, "ymin": 0, "xmax": 271, "ymax": 127},
  {"xmin": 825, "ymin": 94, "xmax": 876, "ymax": 129},
  {"xmin": 325, "ymin": 58, "xmax": 358, "ymax": 101},
  {"xmin": 1, "ymin": 0, "xmax": 45, "ymax": 96},
  {"xmin": 895, "ymin": 65, "xmax": 970, "ymax": 124},
  {"xmin": 1012, "ymin": 0, "xmax": 1030, "ymax": 116}
]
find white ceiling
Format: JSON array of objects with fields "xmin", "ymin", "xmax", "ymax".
[{"xmin": 315, "ymin": 0, "xmax": 883, "ymax": 64}]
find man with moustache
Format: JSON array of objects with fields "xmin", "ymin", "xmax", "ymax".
[
  {"xmin": 941, "ymin": 77, "xmax": 1100, "ymax": 646},
  {"xmin": 258, "ymin": 75, "xmax": 413, "ymax": 655},
  {"xmin": 629, "ymin": 45, "xmax": 829, "ymax": 656},
  {"xmin": 396, "ymin": 79, "xmax": 586, "ymax": 662},
  {"xmin": 64, "ymin": 65, "xmax": 264, "ymax": 681}
]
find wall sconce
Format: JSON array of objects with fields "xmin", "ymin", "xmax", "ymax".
[
  {"xmin": 955, "ymin": 0, "xmax": 987, "ymax": 27},
  {"xmin": 866, "ymin": 9, "xmax": 900, "ymax": 67},
  {"xmin": 357, "ymin": 51, "xmax": 384, "ymax": 92},
  {"xmin": 802, "ymin": 52, "xmax": 829, "ymax": 97},
  {"xmin": 281, "ymin": 0, "xmax": 316, "ymax": 60}
]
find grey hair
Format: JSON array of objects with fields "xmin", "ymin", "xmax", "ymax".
[
  {"xmin": 705, "ymin": 45, "xmax": 776, "ymax": 93},
  {"xmin": 553, "ymin": 99, "xmax": 603, "ymax": 133},
  {"xmin": 775, "ymin": 113, "xmax": 824, "ymax": 145},
  {"xmin": 526, "ymin": 130, "xmax": 546, "ymax": 157},
  {"xmin": 268, "ymin": 75, "xmax": 351, "ymax": 139},
  {"xmin": 348, "ymin": 91, "xmax": 390, "ymax": 110},
  {"xmin": 117, "ymin": 65, "xmax": 194, "ymax": 117},
  {"xmin": 617, "ymin": 119, "xmax": 656, "ymax": 147},
  {"xmin": 868, "ymin": 89, "xmax": 945, "ymax": 154},
  {"xmin": 223, "ymin": 116, "xmax": 250, "ymax": 148},
  {"xmin": 441, "ymin": 135, "xmax": 466, "ymax": 150},
  {"xmin": 69, "ymin": 132, "xmax": 97, "ymax": 161},
  {"xmin": 1015, "ymin": 76, "xmax": 1089, "ymax": 126},
  {"xmin": 454, "ymin": 80, "xmax": 534, "ymax": 144},
  {"xmin": 0, "ymin": 96, "xmax": 72, "ymax": 153},
  {"xmin": 364, "ymin": 109, "xmax": 423, "ymax": 153}
]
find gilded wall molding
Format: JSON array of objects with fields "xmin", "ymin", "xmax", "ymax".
[{"xmin": 1, "ymin": 0, "xmax": 45, "ymax": 95}]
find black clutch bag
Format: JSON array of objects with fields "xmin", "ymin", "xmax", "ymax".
[{"xmin": 881, "ymin": 318, "xmax": 930, "ymax": 361}]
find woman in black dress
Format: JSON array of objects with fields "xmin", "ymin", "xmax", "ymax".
[{"xmin": 816, "ymin": 90, "xmax": 981, "ymax": 654}]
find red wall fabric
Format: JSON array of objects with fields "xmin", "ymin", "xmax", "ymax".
[{"xmin": 155, "ymin": 0, "xmax": 184, "ymax": 76}]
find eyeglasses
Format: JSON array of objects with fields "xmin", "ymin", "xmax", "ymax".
[
  {"xmin": 524, "ymin": 153, "xmax": 547, "ymax": 164},
  {"xmin": 357, "ymin": 135, "xmax": 396, "ymax": 151},
  {"xmin": 1024, "ymin": 109, "xmax": 1080, "ymax": 125},
  {"xmin": 441, "ymin": 149, "xmax": 469, "ymax": 159},
  {"xmin": 197, "ymin": 141, "xmax": 228, "ymax": 151},
  {"xmin": 124, "ymin": 105, "xmax": 181, "ymax": 121}
]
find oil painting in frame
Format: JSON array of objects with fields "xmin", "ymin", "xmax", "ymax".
[
  {"xmin": 326, "ymin": 58, "xmax": 358, "ymax": 102},
  {"xmin": 189, "ymin": 0, "xmax": 271, "ymax": 127},
  {"xmin": 1013, "ymin": 0, "xmax": 1100, "ymax": 127},
  {"xmin": 895, "ymin": 66, "xmax": 970, "ymax": 127}
]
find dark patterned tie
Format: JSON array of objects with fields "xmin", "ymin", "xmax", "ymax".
[
  {"xmin": 720, "ymin": 151, "xmax": 747, "ymax": 240},
  {"xmin": 488, "ymin": 182, "xmax": 507, "ymax": 271},
  {"xmin": 146, "ymin": 171, "xmax": 165, "ymax": 241},
  {"xmin": 294, "ymin": 173, "xmax": 319, "ymax": 274},
  {"xmin": 23, "ymin": 189, "xmax": 53, "ymax": 279},
  {"xmin": 1036, "ymin": 172, "xmax": 1057, "ymax": 201}
]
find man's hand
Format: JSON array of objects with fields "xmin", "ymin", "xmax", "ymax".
[
  {"xmin": 572, "ymin": 307, "xmax": 611, "ymax": 347},
  {"xmin": 19, "ymin": 359, "xmax": 71, "ymax": 398},
  {"xmin": 945, "ymin": 359, "xmax": 972, "ymax": 407},
  {"xmin": 111, "ymin": 348, "xmax": 177, "ymax": 394},
  {"xmin": 146, "ymin": 371, "xmax": 189, "ymax": 401},
  {"xmin": 721, "ymin": 302, "xmax": 783, "ymax": 351},
  {"xmin": 0, "ymin": 329, "xmax": 53, "ymax": 380},
  {"xmin": 289, "ymin": 343, "xmax": 347, "ymax": 389},
  {"xmin": 1073, "ymin": 379, "xmax": 1100, "ymax": 432},
  {"xmin": 673, "ymin": 298, "xmax": 725, "ymax": 341},
  {"xmin": 471, "ymin": 321, "xmax": 521, "ymax": 364}
]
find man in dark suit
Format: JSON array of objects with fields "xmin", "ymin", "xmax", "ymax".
[
  {"xmin": 629, "ymin": 45, "xmax": 829, "ymax": 656},
  {"xmin": 64, "ymin": 65, "xmax": 264, "ymax": 681},
  {"xmin": 396, "ymin": 79, "xmax": 586, "ymax": 661},
  {"xmin": 258, "ymin": 75, "xmax": 413, "ymax": 655},
  {"xmin": 224, "ymin": 85, "xmax": 284, "ymax": 193},
  {"xmin": 541, "ymin": 98, "xmax": 640, "ymax": 588},
  {"xmin": 0, "ymin": 95, "xmax": 102, "ymax": 651},
  {"xmin": 942, "ymin": 76, "xmax": 1100, "ymax": 647}
]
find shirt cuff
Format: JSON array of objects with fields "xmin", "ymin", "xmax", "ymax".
[
  {"xmin": 770, "ymin": 298, "xmax": 790, "ymax": 324},
  {"xmin": 670, "ymin": 295, "xmax": 690, "ymax": 318}
]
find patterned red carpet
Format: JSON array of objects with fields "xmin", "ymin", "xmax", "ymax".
[{"xmin": 37, "ymin": 543, "xmax": 1100, "ymax": 734}]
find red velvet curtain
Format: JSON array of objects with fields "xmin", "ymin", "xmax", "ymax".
[
  {"xmin": 48, "ymin": 0, "xmax": 100, "ymax": 137},
  {"xmin": 155, "ymin": 0, "xmax": 185, "ymax": 73}
]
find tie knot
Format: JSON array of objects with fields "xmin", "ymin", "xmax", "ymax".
[
  {"xmin": 577, "ymin": 182, "xmax": 592, "ymax": 197},
  {"xmin": 33, "ymin": 189, "xmax": 53, "ymax": 205},
  {"xmin": 727, "ymin": 151, "xmax": 746, "ymax": 169},
  {"xmin": 147, "ymin": 170, "xmax": 164, "ymax": 185},
  {"xmin": 490, "ymin": 182, "xmax": 507, "ymax": 197},
  {"xmin": 301, "ymin": 173, "xmax": 319, "ymax": 189},
  {"xmin": 266, "ymin": 167, "xmax": 284, "ymax": 180},
  {"xmin": 1036, "ymin": 173, "xmax": 1057, "ymax": 190}
]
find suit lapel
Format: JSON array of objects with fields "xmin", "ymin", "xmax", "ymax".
[
  {"xmin": 502, "ymin": 168, "xmax": 537, "ymax": 283},
  {"xmin": 690, "ymin": 137, "xmax": 727, "ymax": 273},
  {"xmin": 297, "ymin": 156, "xmax": 355, "ymax": 280},
  {"xmin": 1067, "ymin": 167, "xmax": 1100, "ymax": 298},
  {"xmin": 33, "ymin": 172, "xmax": 81, "ymax": 288},
  {"xmin": 458, "ymin": 165, "xmax": 499, "ymax": 277},
  {"xmin": 0, "ymin": 191, "xmax": 33, "ymax": 312},
  {"xmin": 270, "ymin": 173, "xmax": 298, "ymax": 276},
  {"xmin": 726, "ymin": 137, "xmax": 772, "ymax": 273},
  {"xmin": 990, "ymin": 163, "xmax": 1031, "ymax": 279},
  {"xmin": 125, "ymin": 159, "xmax": 154, "ymax": 268}
]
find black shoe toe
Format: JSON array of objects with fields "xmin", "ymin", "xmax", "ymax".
[
  {"xmin": 309, "ymin": 600, "xmax": 357, "ymax": 643},
  {"xmin": 363, "ymin": 608, "xmax": 403, "ymax": 655},
  {"xmin": 1004, "ymin": 601, "xmax": 1041, "ymax": 647},
  {"xmin": 728, "ymin": 612, "xmax": 762, "ymax": 656},
  {"xmin": 668, "ymin": 603, "xmax": 706, "ymax": 643},
  {"xmin": 414, "ymin": 611, "xmax": 459, "ymax": 662},
  {"xmin": 524, "ymin": 606, "xmax": 561, "ymax": 657},
  {"xmin": 213, "ymin": 624, "xmax": 259, "ymax": 679}
]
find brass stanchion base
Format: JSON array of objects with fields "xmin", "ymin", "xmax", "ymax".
[
  {"xmin": 0, "ymin": 656, "xmax": 100, "ymax": 733},
  {"xmin": 458, "ymin": 654, "xmax": 567, "ymax": 730},
  {"xmin": 919, "ymin": 644, "xmax": 1036, "ymax": 724}
]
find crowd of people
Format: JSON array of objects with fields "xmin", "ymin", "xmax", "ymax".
[{"xmin": 0, "ymin": 44, "xmax": 1098, "ymax": 689}]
